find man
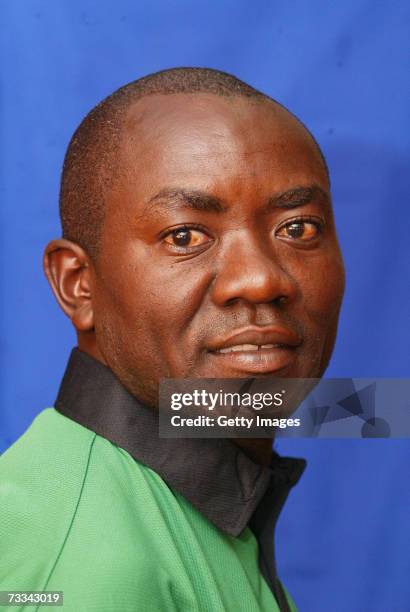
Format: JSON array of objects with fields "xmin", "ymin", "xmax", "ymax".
[{"xmin": 0, "ymin": 68, "xmax": 345, "ymax": 611}]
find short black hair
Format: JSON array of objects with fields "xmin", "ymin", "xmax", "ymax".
[{"xmin": 60, "ymin": 67, "xmax": 328, "ymax": 259}]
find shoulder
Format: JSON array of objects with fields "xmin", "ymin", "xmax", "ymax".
[
  {"xmin": 0, "ymin": 410, "xmax": 193, "ymax": 609},
  {"xmin": 0, "ymin": 409, "xmax": 95, "ymax": 590}
]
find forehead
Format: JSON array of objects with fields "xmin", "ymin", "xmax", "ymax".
[{"xmin": 111, "ymin": 93, "xmax": 328, "ymax": 214}]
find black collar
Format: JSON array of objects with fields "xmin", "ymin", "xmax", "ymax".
[{"xmin": 55, "ymin": 348, "xmax": 306, "ymax": 537}]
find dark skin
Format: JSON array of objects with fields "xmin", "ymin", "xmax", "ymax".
[{"xmin": 44, "ymin": 93, "xmax": 345, "ymax": 466}]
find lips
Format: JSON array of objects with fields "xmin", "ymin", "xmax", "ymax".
[
  {"xmin": 206, "ymin": 326, "xmax": 302, "ymax": 375},
  {"xmin": 218, "ymin": 343, "xmax": 278, "ymax": 353},
  {"xmin": 208, "ymin": 326, "xmax": 302, "ymax": 353}
]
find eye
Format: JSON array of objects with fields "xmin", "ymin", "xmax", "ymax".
[
  {"xmin": 276, "ymin": 218, "xmax": 323, "ymax": 242},
  {"xmin": 163, "ymin": 227, "xmax": 211, "ymax": 250}
]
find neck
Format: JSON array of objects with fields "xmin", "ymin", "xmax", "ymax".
[{"xmin": 232, "ymin": 438, "xmax": 273, "ymax": 466}]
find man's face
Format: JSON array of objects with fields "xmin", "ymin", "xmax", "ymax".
[{"xmin": 91, "ymin": 93, "xmax": 345, "ymax": 405}]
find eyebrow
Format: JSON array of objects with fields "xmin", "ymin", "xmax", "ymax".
[
  {"xmin": 145, "ymin": 188, "xmax": 227, "ymax": 214},
  {"xmin": 144, "ymin": 184, "xmax": 330, "ymax": 215},
  {"xmin": 266, "ymin": 185, "xmax": 331, "ymax": 210}
]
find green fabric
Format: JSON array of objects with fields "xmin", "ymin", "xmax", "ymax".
[{"xmin": 0, "ymin": 409, "xmax": 297, "ymax": 611}]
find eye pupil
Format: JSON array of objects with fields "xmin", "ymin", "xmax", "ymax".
[
  {"xmin": 173, "ymin": 229, "xmax": 191, "ymax": 246},
  {"xmin": 287, "ymin": 222, "xmax": 305, "ymax": 238}
]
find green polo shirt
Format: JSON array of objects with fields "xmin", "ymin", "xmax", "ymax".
[{"xmin": 0, "ymin": 350, "xmax": 305, "ymax": 611}]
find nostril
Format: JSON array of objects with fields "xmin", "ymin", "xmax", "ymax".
[{"xmin": 225, "ymin": 296, "xmax": 241, "ymax": 307}]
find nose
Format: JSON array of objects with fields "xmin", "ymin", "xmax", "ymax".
[{"xmin": 210, "ymin": 233, "xmax": 298, "ymax": 307}]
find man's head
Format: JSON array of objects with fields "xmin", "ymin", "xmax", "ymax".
[{"xmin": 45, "ymin": 67, "xmax": 345, "ymax": 407}]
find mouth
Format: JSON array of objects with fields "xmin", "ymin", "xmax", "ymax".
[
  {"xmin": 206, "ymin": 326, "xmax": 302, "ymax": 375},
  {"xmin": 216, "ymin": 343, "xmax": 286, "ymax": 353}
]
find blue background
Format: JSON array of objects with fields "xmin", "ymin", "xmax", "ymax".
[{"xmin": 1, "ymin": 1, "xmax": 409, "ymax": 610}]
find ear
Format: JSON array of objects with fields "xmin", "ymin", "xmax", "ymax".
[{"xmin": 43, "ymin": 239, "xmax": 95, "ymax": 332}]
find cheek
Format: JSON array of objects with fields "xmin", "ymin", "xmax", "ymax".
[
  {"xmin": 288, "ymin": 250, "xmax": 344, "ymax": 374},
  {"xmin": 94, "ymin": 250, "xmax": 212, "ymax": 353},
  {"xmin": 92, "ymin": 252, "xmax": 157, "ymax": 357},
  {"xmin": 137, "ymin": 232, "xmax": 213, "ymax": 304},
  {"xmin": 293, "ymin": 250, "xmax": 345, "ymax": 327}
]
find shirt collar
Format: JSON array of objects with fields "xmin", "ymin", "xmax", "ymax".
[{"xmin": 55, "ymin": 348, "xmax": 306, "ymax": 537}]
